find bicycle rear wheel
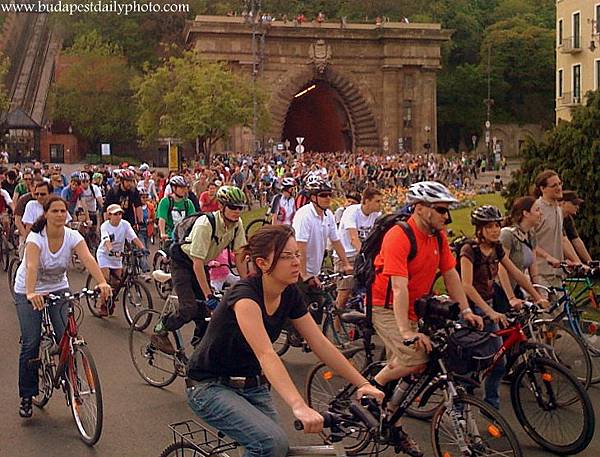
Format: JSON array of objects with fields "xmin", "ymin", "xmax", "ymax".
[
  {"xmin": 122, "ymin": 279, "xmax": 154, "ymax": 328},
  {"xmin": 32, "ymin": 350, "xmax": 52, "ymax": 408},
  {"xmin": 510, "ymin": 356, "xmax": 595, "ymax": 454},
  {"xmin": 160, "ymin": 442, "xmax": 203, "ymax": 457},
  {"xmin": 431, "ymin": 393, "xmax": 522, "ymax": 457},
  {"xmin": 8, "ymin": 257, "xmax": 20, "ymax": 301},
  {"xmin": 273, "ymin": 329, "xmax": 290, "ymax": 356},
  {"xmin": 129, "ymin": 309, "xmax": 178, "ymax": 387},
  {"xmin": 68, "ymin": 343, "xmax": 103, "ymax": 446},
  {"xmin": 245, "ymin": 218, "xmax": 269, "ymax": 238}
]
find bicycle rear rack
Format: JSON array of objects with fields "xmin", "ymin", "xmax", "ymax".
[{"xmin": 169, "ymin": 420, "xmax": 239, "ymax": 456}]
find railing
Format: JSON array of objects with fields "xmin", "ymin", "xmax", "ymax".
[
  {"xmin": 559, "ymin": 36, "xmax": 582, "ymax": 53},
  {"xmin": 558, "ymin": 92, "xmax": 582, "ymax": 107}
]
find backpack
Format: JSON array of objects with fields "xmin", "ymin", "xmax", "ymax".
[
  {"xmin": 353, "ymin": 211, "xmax": 443, "ymax": 317},
  {"xmin": 446, "ymin": 327, "xmax": 499, "ymax": 375},
  {"xmin": 451, "ymin": 237, "xmax": 504, "ymax": 276}
]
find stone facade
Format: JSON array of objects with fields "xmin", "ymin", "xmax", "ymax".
[{"xmin": 185, "ymin": 16, "xmax": 450, "ymax": 154}]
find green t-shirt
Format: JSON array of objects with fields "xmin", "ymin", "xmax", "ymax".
[
  {"xmin": 14, "ymin": 181, "xmax": 28, "ymax": 197},
  {"xmin": 157, "ymin": 196, "xmax": 196, "ymax": 237}
]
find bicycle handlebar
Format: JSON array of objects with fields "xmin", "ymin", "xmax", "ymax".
[{"xmin": 293, "ymin": 398, "xmax": 380, "ymax": 433}]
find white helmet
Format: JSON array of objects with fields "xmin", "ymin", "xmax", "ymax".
[
  {"xmin": 139, "ymin": 163, "xmax": 150, "ymax": 171},
  {"xmin": 406, "ymin": 181, "xmax": 458, "ymax": 204},
  {"xmin": 281, "ymin": 177, "xmax": 295, "ymax": 188}
]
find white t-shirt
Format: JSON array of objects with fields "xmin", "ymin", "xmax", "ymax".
[
  {"xmin": 292, "ymin": 203, "xmax": 339, "ymax": 277},
  {"xmin": 96, "ymin": 219, "xmax": 137, "ymax": 269},
  {"xmin": 14, "ymin": 228, "xmax": 84, "ymax": 294},
  {"xmin": 79, "ymin": 184, "xmax": 102, "ymax": 212},
  {"xmin": 0, "ymin": 188, "xmax": 12, "ymax": 210},
  {"xmin": 336, "ymin": 204, "xmax": 380, "ymax": 258},
  {"xmin": 22, "ymin": 200, "xmax": 72, "ymax": 225}
]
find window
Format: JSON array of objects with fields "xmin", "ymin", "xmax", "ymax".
[
  {"xmin": 558, "ymin": 69, "xmax": 564, "ymax": 97},
  {"xmin": 596, "ymin": 59, "xmax": 600, "ymax": 90},
  {"xmin": 403, "ymin": 100, "xmax": 413, "ymax": 128},
  {"xmin": 573, "ymin": 64, "xmax": 581, "ymax": 100},
  {"xmin": 596, "ymin": 5, "xmax": 600, "ymax": 34},
  {"xmin": 573, "ymin": 12, "xmax": 581, "ymax": 49},
  {"xmin": 49, "ymin": 144, "xmax": 64, "ymax": 163},
  {"xmin": 403, "ymin": 137, "xmax": 413, "ymax": 152},
  {"xmin": 558, "ymin": 19, "xmax": 563, "ymax": 45}
]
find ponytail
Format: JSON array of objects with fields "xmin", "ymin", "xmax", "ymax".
[
  {"xmin": 30, "ymin": 215, "xmax": 47, "ymax": 234},
  {"xmin": 31, "ymin": 195, "xmax": 68, "ymax": 234}
]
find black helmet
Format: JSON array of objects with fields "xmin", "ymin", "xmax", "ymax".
[{"xmin": 470, "ymin": 205, "xmax": 503, "ymax": 226}]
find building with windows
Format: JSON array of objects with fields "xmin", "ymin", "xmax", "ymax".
[{"xmin": 556, "ymin": 1, "xmax": 600, "ymax": 122}]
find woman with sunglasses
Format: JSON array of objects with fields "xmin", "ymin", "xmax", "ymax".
[
  {"xmin": 152, "ymin": 185, "xmax": 250, "ymax": 355},
  {"xmin": 186, "ymin": 224, "xmax": 384, "ymax": 457},
  {"xmin": 460, "ymin": 205, "xmax": 547, "ymax": 410}
]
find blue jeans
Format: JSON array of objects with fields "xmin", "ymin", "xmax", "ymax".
[
  {"xmin": 137, "ymin": 230, "xmax": 150, "ymax": 272},
  {"xmin": 187, "ymin": 380, "xmax": 288, "ymax": 457},
  {"xmin": 473, "ymin": 307, "xmax": 505, "ymax": 410},
  {"xmin": 15, "ymin": 290, "xmax": 69, "ymax": 398}
]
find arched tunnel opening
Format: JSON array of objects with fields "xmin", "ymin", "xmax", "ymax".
[{"xmin": 282, "ymin": 81, "xmax": 352, "ymax": 153}]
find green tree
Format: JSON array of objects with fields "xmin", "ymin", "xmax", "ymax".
[
  {"xmin": 48, "ymin": 32, "xmax": 137, "ymax": 147},
  {"xmin": 134, "ymin": 52, "xmax": 270, "ymax": 164},
  {"xmin": 0, "ymin": 52, "xmax": 10, "ymax": 113},
  {"xmin": 504, "ymin": 91, "xmax": 600, "ymax": 258}
]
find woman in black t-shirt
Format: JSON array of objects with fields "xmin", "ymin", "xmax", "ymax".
[
  {"xmin": 186, "ymin": 224, "xmax": 383, "ymax": 457},
  {"xmin": 460, "ymin": 205, "xmax": 546, "ymax": 410}
]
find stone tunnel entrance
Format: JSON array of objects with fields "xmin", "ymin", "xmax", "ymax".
[{"xmin": 282, "ymin": 81, "xmax": 352, "ymax": 153}]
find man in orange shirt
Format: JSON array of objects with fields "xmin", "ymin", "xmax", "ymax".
[{"xmin": 370, "ymin": 181, "xmax": 483, "ymax": 456}]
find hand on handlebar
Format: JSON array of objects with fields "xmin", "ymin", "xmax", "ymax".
[
  {"xmin": 356, "ymin": 383, "xmax": 385, "ymax": 403},
  {"xmin": 509, "ymin": 297, "xmax": 524, "ymax": 311},
  {"xmin": 401, "ymin": 330, "xmax": 433, "ymax": 353},
  {"xmin": 487, "ymin": 310, "xmax": 509, "ymax": 328},
  {"xmin": 96, "ymin": 283, "xmax": 112, "ymax": 301},
  {"xmin": 535, "ymin": 297, "xmax": 550, "ymax": 309},
  {"xmin": 27, "ymin": 292, "xmax": 46, "ymax": 311},
  {"xmin": 463, "ymin": 312, "xmax": 484, "ymax": 330},
  {"xmin": 546, "ymin": 256, "xmax": 561, "ymax": 268},
  {"xmin": 292, "ymin": 404, "xmax": 324, "ymax": 434}
]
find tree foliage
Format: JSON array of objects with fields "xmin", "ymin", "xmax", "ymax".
[
  {"xmin": 0, "ymin": 52, "xmax": 10, "ymax": 113},
  {"xmin": 134, "ymin": 52, "xmax": 270, "ymax": 163},
  {"xmin": 503, "ymin": 91, "xmax": 600, "ymax": 258},
  {"xmin": 48, "ymin": 32, "xmax": 137, "ymax": 146}
]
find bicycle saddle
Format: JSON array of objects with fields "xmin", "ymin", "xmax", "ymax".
[
  {"xmin": 340, "ymin": 310, "xmax": 367, "ymax": 324},
  {"xmin": 152, "ymin": 269, "xmax": 172, "ymax": 283}
]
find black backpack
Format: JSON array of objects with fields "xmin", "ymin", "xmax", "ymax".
[
  {"xmin": 353, "ymin": 211, "xmax": 443, "ymax": 318},
  {"xmin": 450, "ymin": 236, "xmax": 504, "ymax": 276}
]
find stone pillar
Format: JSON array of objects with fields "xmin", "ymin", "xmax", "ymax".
[
  {"xmin": 396, "ymin": 68, "xmax": 404, "ymax": 154},
  {"xmin": 421, "ymin": 70, "xmax": 437, "ymax": 154},
  {"xmin": 381, "ymin": 67, "xmax": 398, "ymax": 154}
]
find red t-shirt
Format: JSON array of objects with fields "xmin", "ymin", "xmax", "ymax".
[
  {"xmin": 199, "ymin": 191, "xmax": 219, "ymax": 212},
  {"xmin": 370, "ymin": 216, "xmax": 456, "ymax": 321}
]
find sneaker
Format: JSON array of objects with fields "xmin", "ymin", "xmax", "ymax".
[
  {"xmin": 19, "ymin": 397, "xmax": 32, "ymax": 418},
  {"xmin": 391, "ymin": 427, "xmax": 423, "ymax": 457},
  {"xmin": 150, "ymin": 334, "xmax": 175, "ymax": 355}
]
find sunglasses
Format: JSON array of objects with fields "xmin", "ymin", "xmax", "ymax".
[
  {"xmin": 226, "ymin": 204, "xmax": 245, "ymax": 211},
  {"xmin": 429, "ymin": 205, "xmax": 453, "ymax": 223},
  {"xmin": 317, "ymin": 192, "xmax": 332, "ymax": 198},
  {"xmin": 110, "ymin": 212, "xmax": 124, "ymax": 216}
]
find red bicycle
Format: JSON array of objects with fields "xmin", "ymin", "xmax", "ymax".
[{"xmin": 32, "ymin": 289, "xmax": 103, "ymax": 446}]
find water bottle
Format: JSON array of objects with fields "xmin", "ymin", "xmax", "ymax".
[{"xmin": 388, "ymin": 378, "xmax": 412, "ymax": 410}]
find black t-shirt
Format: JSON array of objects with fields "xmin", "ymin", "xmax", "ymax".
[
  {"xmin": 563, "ymin": 214, "xmax": 579, "ymax": 241},
  {"xmin": 460, "ymin": 242, "xmax": 505, "ymax": 303},
  {"xmin": 103, "ymin": 184, "xmax": 141, "ymax": 225},
  {"xmin": 187, "ymin": 275, "xmax": 307, "ymax": 380}
]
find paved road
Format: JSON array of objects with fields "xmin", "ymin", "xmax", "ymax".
[{"xmin": 1, "ymin": 262, "xmax": 598, "ymax": 456}]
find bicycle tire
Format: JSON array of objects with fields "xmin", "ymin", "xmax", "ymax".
[
  {"xmin": 1, "ymin": 238, "xmax": 9, "ymax": 272},
  {"xmin": 8, "ymin": 257, "xmax": 20, "ymax": 301},
  {"xmin": 160, "ymin": 441, "xmax": 206, "ymax": 457},
  {"xmin": 510, "ymin": 356, "xmax": 595, "ymax": 455},
  {"xmin": 577, "ymin": 317, "xmax": 600, "ymax": 384},
  {"xmin": 431, "ymin": 392, "xmax": 522, "ymax": 457},
  {"xmin": 245, "ymin": 218, "xmax": 269, "ymax": 238},
  {"xmin": 129, "ymin": 308, "xmax": 178, "ymax": 387},
  {"xmin": 405, "ymin": 379, "xmax": 445, "ymax": 420},
  {"xmin": 68, "ymin": 343, "xmax": 103, "ymax": 446},
  {"xmin": 322, "ymin": 314, "xmax": 352, "ymax": 348},
  {"xmin": 532, "ymin": 319, "xmax": 592, "ymax": 389},
  {"xmin": 84, "ymin": 274, "xmax": 103, "ymax": 318},
  {"xmin": 122, "ymin": 279, "xmax": 154, "ymax": 328},
  {"xmin": 274, "ymin": 329, "xmax": 290, "ymax": 356},
  {"xmin": 32, "ymin": 350, "xmax": 52, "ymax": 408}
]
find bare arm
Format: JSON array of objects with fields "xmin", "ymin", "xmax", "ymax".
[
  {"xmin": 15, "ymin": 215, "xmax": 26, "ymax": 238},
  {"xmin": 390, "ymin": 276, "xmax": 412, "ymax": 335},
  {"xmin": 331, "ymin": 239, "xmax": 351, "ymax": 266},
  {"xmin": 158, "ymin": 218, "xmax": 167, "ymax": 239},
  {"xmin": 497, "ymin": 263, "xmax": 516, "ymax": 300},
  {"xmin": 297, "ymin": 240, "xmax": 309, "ymax": 280},
  {"xmin": 500, "ymin": 256, "xmax": 544, "ymax": 301},
  {"xmin": 346, "ymin": 227, "xmax": 361, "ymax": 253},
  {"xmin": 132, "ymin": 237, "xmax": 145, "ymax": 250},
  {"xmin": 571, "ymin": 238, "xmax": 592, "ymax": 264},
  {"xmin": 562, "ymin": 236, "xmax": 581, "ymax": 263}
]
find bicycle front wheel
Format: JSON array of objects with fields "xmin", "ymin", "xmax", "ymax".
[
  {"xmin": 8, "ymin": 257, "xmax": 20, "ymax": 301},
  {"xmin": 84, "ymin": 274, "xmax": 104, "ymax": 318},
  {"xmin": 432, "ymin": 392, "xmax": 522, "ymax": 457},
  {"xmin": 577, "ymin": 317, "xmax": 600, "ymax": 383},
  {"xmin": 68, "ymin": 343, "xmax": 103, "ymax": 446},
  {"xmin": 122, "ymin": 279, "xmax": 154, "ymax": 328},
  {"xmin": 129, "ymin": 308, "xmax": 178, "ymax": 387},
  {"xmin": 245, "ymin": 218, "xmax": 269, "ymax": 238},
  {"xmin": 510, "ymin": 356, "xmax": 595, "ymax": 454}
]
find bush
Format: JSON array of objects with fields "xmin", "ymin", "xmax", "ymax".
[{"xmin": 85, "ymin": 154, "xmax": 141, "ymax": 166}]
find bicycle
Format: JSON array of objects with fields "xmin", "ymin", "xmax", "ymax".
[
  {"xmin": 275, "ymin": 273, "xmax": 358, "ymax": 356},
  {"xmin": 7, "ymin": 251, "xmax": 21, "ymax": 301},
  {"xmin": 153, "ymin": 240, "xmax": 172, "ymax": 299},
  {"xmin": 244, "ymin": 208, "xmax": 271, "ymax": 238},
  {"xmin": 84, "ymin": 247, "xmax": 153, "ymax": 326},
  {"xmin": 306, "ymin": 298, "xmax": 523, "ymax": 457},
  {"xmin": 159, "ymin": 404, "xmax": 385, "ymax": 457},
  {"xmin": 31, "ymin": 289, "xmax": 103, "ymax": 446},
  {"xmin": 0, "ymin": 215, "xmax": 19, "ymax": 271}
]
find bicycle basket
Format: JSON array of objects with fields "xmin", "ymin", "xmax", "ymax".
[{"xmin": 445, "ymin": 328, "xmax": 498, "ymax": 375}]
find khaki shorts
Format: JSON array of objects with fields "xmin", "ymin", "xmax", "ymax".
[
  {"xmin": 372, "ymin": 306, "xmax": 429, "ymax": 367},
  {"xmin": 334, "ymin": 256, "xmax": 356, "ymax": 291}
]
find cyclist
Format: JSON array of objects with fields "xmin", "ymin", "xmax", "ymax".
[
  {"xmin": 185, "ymin": 224, "xmax": 384, "ymax": 457},
  {"xmin": 333, "ymin": 192, "xmax": 361, "ymax": 225},
  {"xmin": 103, "ymin": 169, "xmax": 142, "ymax": 228},
  {"xmin": 198, "ymin": 181, "xmax": 219, "ymax": 212},
  {"xmin": 460, "ymin": 205, "xmax": 548, "ymax": 410},
  {"xmin": 60, "ymin": 173, "xmax": 83, "ymax": 216},
  {"xmin": 137, "ymin": 170, "xmax": 158, "ymax": 201},
  {"xmin": 95, "ymin": 204, "xmax": 146, "ymax": 316},
  {"xmin": 152, "ymin": 186, "xmax": 249, "ymax": 355},
  {"xmin": 137, "ymin": 189, "xmax": 155, "ymax": 275},
  {"xmin": 12, "ymin": 168, "xmax": 34, "ymax": 205},
  {"xmin": 14, "ymin": 195, "xmax": 111, "ymax": 418},
  {"xmin": 157, "ymin": 176, "xmax": 196, "ymax": 241},
  {"xmin": 560, "ymin": 190, "xmax": 592, "ymax": 264},
  {"xmin": 268, "ymin": 177, "xmax": 296, "ymax": 225},
  {"xmin": 77, "ymin": 172, "xmax": 103, "ymax": 229},
  {"xmin": 23, "ymin": 182, "xmax": 72, "ymax": 236},
  {"xmin": 370, "ymin": 181, "xmax": 483, "ymax": 457}
]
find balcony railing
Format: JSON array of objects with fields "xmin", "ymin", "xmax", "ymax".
[
  {"xmin": 558, "ymin": 92, "xmax": 582, "ymax": 106},
  {"xmin": 559, "ymin": 36, "xmax": 582, "ymax": 53}
]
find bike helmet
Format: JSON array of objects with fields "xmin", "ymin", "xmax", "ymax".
[
  {"xmin": 282, "ymin": 177, "xmax": 296, "ymax": 188},
  {"xmin": 470, "ymin": 205, "xmax": 504, "ymax": 226},
  {"xmin": 216, "ymin": 185, "xmax": 247, "ymax": 206},
  {"xmin": 120, "ymin": 169, "xmax": 135, "ymax": 180},
  {"xmin": 139, "ymin": 163, "xmax": 150, "ymax": 172},
  {"xmin": 142, "ymin": 170, "xmax": 151, "ymax": 178},
  {"xmin": 169, "ymin": 175, "xmax": 188, "ymax": 188},
  {"xmin": 70, "ymin": 172, "xmax": 81, "ymax": 181},
  {"xmin": 79, "ymin": 172, "xmax": 90, "ymax": 181},
  {"xmin": 304, "ymin": 174, "xmax": 332, "ymax": 194},
  {"xmin": 406, "ymin": 181, "xmax": 458, "ymax": 204},
  {"xmin": 92, "ymin": 172, "xmax": 103, "ymax": 181}
]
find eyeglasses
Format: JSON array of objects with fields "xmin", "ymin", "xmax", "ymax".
[
  {"xmin": 226, "ymin": 204, "xmax": 245, "ymax": 211},
  {"xmin": 279, "ymin": 251, "xmax": 301, "ymax": 261},
  {"xmin": 34, "ymin": 192, "xmax": 48, "ymax": 197},
  {"xmin": 431, "ymin": 206, "xmax": 450, "ymax": 216},
  {"xmin": 24, "ymin": 177, "xmax": 32, "ymax": 181},
  {"xmin": 317, "ymin": 192, "xmax": 332, "ymax": 198}
]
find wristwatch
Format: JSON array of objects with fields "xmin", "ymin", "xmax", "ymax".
[{"xmin": 460, "ymin": 308, "xmax": 474, "ymax": 316}]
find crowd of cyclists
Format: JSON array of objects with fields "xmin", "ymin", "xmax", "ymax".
[{"xmin": 2, "ymin": 152, "xmax": 598, "ymax": 456}]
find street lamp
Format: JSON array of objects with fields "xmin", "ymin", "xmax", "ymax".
[{"xmin": 424, "ymin": 126, "xmax": 431, "ymax": 152}]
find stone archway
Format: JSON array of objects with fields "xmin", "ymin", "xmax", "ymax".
[{"xmin": 269, "ymin": 67, "xmax": 379, "ymax": 151}]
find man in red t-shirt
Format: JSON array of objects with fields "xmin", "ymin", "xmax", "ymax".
[
  {"xmin": 370, "ymin": 182, "xmax": 482, "ymax": 456},
  {"xmin": 199, "ymin": 182, "xmax": 220, "ymax": 212}
]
